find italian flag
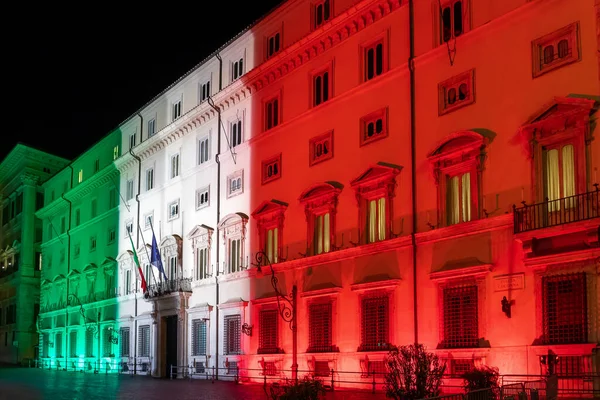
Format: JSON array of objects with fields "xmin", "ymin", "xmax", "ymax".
[{"xmin": 129, "ymin": 233, "xmax": 148, "ymax": 293}]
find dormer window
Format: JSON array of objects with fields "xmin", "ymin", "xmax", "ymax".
[
  {"xmin": 351, "ymin": 163, "xmax": 401, "ymax": 244},
  {"xmin": 299, "ymin": 182, "xmax": 342, "ymax": 255},
  {"xmin": 252, "ymin": 200, "xmax": 288, "ymax": 265}
]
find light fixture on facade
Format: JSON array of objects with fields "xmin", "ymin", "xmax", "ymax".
[{"xmin": 501, "ymin": 296, "xmax": 513, "ymax": 318}]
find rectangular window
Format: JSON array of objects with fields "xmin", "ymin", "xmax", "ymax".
[
  {"xmin": 309, "ymin": 131, "xmax": 333, "ymax": 166},
  {"xmin": 89, "ymin": 236, "xmax": 97, "ymax": 252},
  {"xmin": 360, "ymin": 108, "xmax": 388, "ymax": 146},
  {"xmin": 126, "ymin": 179, "xmax": 134, "ymax": 201},
  {"xmin": 125, "ymin": 220, "xmax": 133, "ymax": 236},
  {"xmin": 308, "ymin": 302, "xmax": 333, "ymax": 352},
  {"xmin": 227, "ymin": 171, "xmax": 244, "ymax": 198},
  {"xmin": 147, "ymin": 118, "xmax": 156, "ymax": 138},
  {"xmin": 544, "ymin": 144, "xmax": 576, "ymax": 212},
  {"xmin": 138, "ymin": 325, "xmax": 150, "ymax": 357},
  {"xmin": 542, "ymin": 273, "xmax": 587, "ymax": 345},
  {"xmin": 113, "ymin": 145, "xmax": 119, "ymax": 160},
  {"xmin": 262, "ymin": 154, "xmax": 282, "ymax": 184},
  {"xmin": 196, "ymin": 187, "xmax": 209, "ymax": 210},
  {"xmin": 312, "ymin": 67, "xmax": 331, "ymax": 106},
  {"xmin": 109, "ymin": 188, "xmax": 117, "ymax": 208},
  {"xmin": 171, "ymin": 154, "xmax": 180, "ymax": 178},
  {"xmin": 360, "ymin": 296, "xmax": 389, "ymax": 351},
  {"xmin": 172, "ymin": 100, "xmax": 182, "ymax": 121},
  {"xmin": 120, "ymin": 327, "xmax": 130, "ymax": 357},
  {"xmin": 108, "ymin": 228, "xmax": 116, "ymax": 244},
  {"xmin": 146, "ymin": 168, "xmax": 154, "ymax": 191},
  {"xmin": 94, "ymin": 159, "xmax": 100, "ymax": 173},
  {"xmin": 168, "ymin": 200, "xmax": 180, "ymax": 221},
  {"xmin": 196, "ymin": 247, "xmax": 208, "ymax": 280},
  {"xmin": 228, "ymin": 238, "xmax": 242, "ymax": 273},
  {"xmin": 267, "ymin": 31, "xmax": 281, "ymax": 59},
  {"xmin": 313, "ymin": 0, "xmax": 331, "ymax": 29},
  {"xmin": 442, "ymin": 285, "xmax": 478, "ymax": 348},
  {"xmin": 200, "ymin": 80, "xmax": 211, "ymax": 103},
  {"xmin": 232, "ymin": 58, "xmax": 244, "ymax": 81},
  {"xmin": 125, "ymin": 270, "xmax": 132, "ymax": 295},
  {"xmin": 91, "ymin": 199, "xmax": 97, "ymax": 218},
  {"xmin": 55, "ymin": 332, "xmax": 63, "ymax": 357},
  {"xmin": 85, "ymin": 329, "xmax": 94, "ymax": 357},
  {"xmin": 129, "ymin": 133, "xmax": 136, "ymax": 150},
  {"xmin": 446, "ymin": 172, "xmax": 471, "ymax": 225},
  {"xmin": 439, "ymin": 0, "xmax": 466, "ymax": 44},
  {"xmin": 367, "ymin": 197, "xmax": 386, "ymax": 243},
  {"xmin": 438, "ymin": 69, "xmax": 475, "ymax": 116},
  {"xmin": 265, "ymin": 227, "xmax": 278, "ymax": 263},
  {"xmin": 144, "ymin": 212, "xmax": 153, "ymax": 230},
  {"xmin": 199, "ymin": 137, "xmax": 210, "ymax": 165},
  {"xmin": 169, "ymin": 256, "xmax": 177, "ymax": 281},
  {"xmin": 258, "ymin": 309, "xmax": 279, "ymax": 354},
  {"xmin": 78, "ymin": 169, "xmax": 83, "ymax": 183},
  {"xmin": 60, "ymin": 217, "xmax": 66, "ymax": 234},
  {"xmin": 69, "ymin": 331, "xmax": 77, "ymax": 357},
  {"xmin": 363, "ymin": 39, "xmax": 386, "ymax": 81},
  {"xmin": 192, "ymin": 319, "xmax": 207, "ymax": 356},
  {"xmin": 264, "ymin": 96, "xmax": 280, "ymax": 131},
  {"xmin": 532, "ymin": 22, "xmax": 580, "ymax": 78},
  {"xmin": 313, "ymin": 213, "xmax": 331, "ymax": 255},
  {"xmin": 230, "ymin": 120, "xmax": 242, "ymax": 148},
  {"xmin": 224, "ymin": 314, "xmax": 241, "ymax": 355}
]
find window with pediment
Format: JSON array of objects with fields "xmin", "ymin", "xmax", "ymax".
[
  {"xmin": 252, "ymin": 200, "xmax": 287, "ymax": 264},
  {"xmin": 350, "ymin": 163, "xmax": 401, "ymax": 244},
  {"xmin": 67, "ymin": 270, "xmax": 81, "ymax": 299},
  {"xmin": 102, "ymin": 258, "xmax": 117, "ymax": 298},
  {"xmin": 299, "ymin": 182, "xmax": 342, "ymax": 256},
  {"xmin": 517, "ymin": 97, "xmax": 596, "ymax": 209},
  {"xmin": 428, "ymin": 131, "xmax": 492, "ymax": 227},
  {"xmin": 188, "ymin": 224, "xmax": 214, "ymax": 281},
  {"xmin": 160, "ymin": 235, "xmax": 182, "ymax": 281},
  {"xmin": 218, "ymin": 213, "xmax": 248, "ymax": 274}
]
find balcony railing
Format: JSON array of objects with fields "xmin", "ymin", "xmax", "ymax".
[
  {"xmin": 513, "ymin": 186, "xmax": 600, "ymax": 234},
  {"xmin": 145, "ymin": 278, "xmax": 192, "ymax": 299}
]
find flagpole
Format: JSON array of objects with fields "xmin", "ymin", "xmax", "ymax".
[
  {"xmin": 137, "ymin": 223, "xmax": 159, "ymax": 287},
  {"xmin": 127, "ymin": 230, "xmax": 148, "ymax": 294},
  {"xmin": 148, "ymin": 218, "xmax": 167, "ymax": 282}
]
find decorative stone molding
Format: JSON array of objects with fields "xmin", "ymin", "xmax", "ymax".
[
  {"xmin": 20, "ymin": 173, "xmax": 40, "ymax": 186},
  {"xmin": 187, "ymin": 224, "xmax": 214, "ymax": 251}
]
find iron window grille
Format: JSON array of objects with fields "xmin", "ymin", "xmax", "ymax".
[
  {"xmin": 542, "ymin": 273, "xmax": 587, "ymax": 345},
  {"xmin": 553, "ymin": 355, "xmax": 592, "ymax": 376},
  {"xmin": 192, "ymin": 319, "xmax": 207, "ymax": 356},
  {"xmin": 138, "ymin": 325, "xmax": 150, "ymax": 357},
  {"xmin": 362, "ymin": 360, "xmax": 386, "ymax": 378},
  {"xmin": 359, "ymin": 296, "xmax": 390, "ymax": 352},
  {"xmin": 120, "ymin": 328, "xmax": 130, "ymax": 357},
  {"xmin": 308, "ymin": 302, "xmax": 335, "ymax": 353},
  {"xmin": 314, "ymin": 361, "xmax": 331, "ymax": 377},
  {"xmin": 224, "ymin": 315, "xmax": 241, "ymax": 355},
  {"xmin": 85, "ymin": 330, "xmax": 94, "ymax": 357},
  {"xmin": 226, "ymin": 361, "xmax": 238, "ymax": 375},
  {"xmin": 194, "ymin": 361, "xmax": 205, "ymax": 374},
  {"xmin": 442, "ymin": 285, "xmax": 478, "ymax": 348},
  {"xmin": 445, "ymin": 358, "xmax": 475, "ymax": 376},
  {"xmin": 262, "ymin": 361, "xmax": 277, "ymax": 376},
  {"xmin": 258, "ymin": 310, "xmax": 280, "ymax": 354}
]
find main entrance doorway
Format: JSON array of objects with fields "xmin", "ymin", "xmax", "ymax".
[{"xmin": 165, "ymin": 315, "xmax": 178, "ymax": 379}]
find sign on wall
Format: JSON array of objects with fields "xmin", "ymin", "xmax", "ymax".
[{"xmin": 493, "ymin": 273, "xmax": 525, "ymax": 292}]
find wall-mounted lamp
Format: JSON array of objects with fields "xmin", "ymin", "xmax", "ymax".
[
  {"xmin": 241, "ymin": 323, "xmax": 253, "ymax": 337},
  {"xmin": 501, "ymin": 296, "xmax": 513, "ymax": 318}
]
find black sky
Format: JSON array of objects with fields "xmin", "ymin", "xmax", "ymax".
[{"xmin": 4, "ymin": 2, "xmax": 283, "ymax": 162}]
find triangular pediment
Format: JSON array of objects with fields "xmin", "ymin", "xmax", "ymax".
[
  {"xmin": 251, "ymin": 199, "xmax": 288, "ymax": 218},
  {"xmin": 350, "ymin": 162, "xmax": 402, "ymax": 188},
  {"xmin": 83, "ymin": 263, "xmax": 97, "ymax": 273},
  {"xmin": 522, "ymin": 96, "xmax": 596, "ymax": 130},
  {"xmin": 67, "ymin": 269, "xmax": 80, "ymax": 277},
  {"xmin": 299, "ymin": 181, "xmax": 343, "ymax": 202},
  {"xmin": 187, "ymin": 224, "xmax": 214, "ymax": 239},
  {"xmin": 53, "ymin": 274, "xmax": 66, "ymax": 282},
  {"xmin": 101, "ymin": 257, "xmax": 117, "ymax": 268}
]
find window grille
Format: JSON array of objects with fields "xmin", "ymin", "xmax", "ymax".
[
  {"xmin": 192, "ymin": 319, "xmax": 207, "ymax": 356},
  {"xmin": 360, "ymin": 296, "xmax": 389, "ymax": 351},
  {"xmin": 314, "ymin": 361, "xmax": 330, "ymax": 377},
  {"xmin": 262, "ymin": 361, "xmax": 277, "ymax": 376},
  {"xmin": 85, "ymin": 329, "xmax": 94, "ymax": 357},
  {"xmin": 224, "ymin": 315, "xmax": 241, "ymax": 355},
  {"xmin": 447, "ymin": 359, "xmax": 474, "ymax": 376},
  {"xmin": 69, "ymin": 331, "xmax": 77, "ymax": 357},
  {"xmin": 138, "ymin": 325, "xmax": 150, "ymax": 357},
  {"xmin": 258, "ymin": 310, "xmax": 279, "ymax": 354},
  {"xmin": 542, "ymin": 273, "xmax": 587, "ymax": 344},
  {"xmin": 194, "ymin": 361, "xmax": 205, "ymax": 374},
  {"xmin": 442, "ymin": 285, "xmax": 478, "ymax": 348},
  {"xmin": 554, "ymin": 355, "xmax": 592, "ymax": 376},
  {"xmin": 120, "ymin": 328, "xmax": 130, "ymax": 357},
  {"xmin": 103, "ymin": 327, "xmax": 112, "ymax": 357},
  {"xmin": 308, "ymin": 303, "xmax": 333, "ymax": 353},
  {"xmin": 227, "ymin": 361, "xmax": 238, "ymax": 375},
  {"xmin": 55, "ymin": 332, "xmax": 63, "ymax": 357},
  {"xmin": 362, "ymin": 360, "xmax": 386, "ymax": 378}
]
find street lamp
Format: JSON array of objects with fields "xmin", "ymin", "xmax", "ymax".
[{"xmin": 253, "ymin": 251, "xmax": 298, "ymax": 382}]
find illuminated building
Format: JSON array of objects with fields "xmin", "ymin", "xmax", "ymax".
[
  {"xmin": 36, "ymin": 131, "xmax": 121, "ymax": 371},
  {"xmin": 0, "ymin": 145, "xmax": 69, "ymax": 364},
  {"xmin": 42, "ymin": 0, "xmax": 600, "ymax": 389}
]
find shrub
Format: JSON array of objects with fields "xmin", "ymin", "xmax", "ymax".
[
  {"xmin": 385, "ymin": 344, "xmax": 446, "ymax": 400},
  {"xmin": 461, "ymin": 365, "xmax": 500, "ymax": 392},
  {"xmin": 267, "ymin": 375, "xmax": 326, "ymax": 400}
]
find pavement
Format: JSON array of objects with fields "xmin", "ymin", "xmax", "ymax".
[{"xmin": 0, "ymin": 368, "xmax": 387, "ymax": 400}]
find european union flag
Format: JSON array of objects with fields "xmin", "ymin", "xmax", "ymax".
[{"xmin": 151, "ymin": 232, "xmax": 168, "ymax": 281}]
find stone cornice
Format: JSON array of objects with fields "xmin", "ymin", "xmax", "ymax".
[
  {"xmin": 65, "ymin": 166, "xmax": 119, "ymax": 203},
  {"xmin": 416, "ymin": 213, "xmax": 513, "ymax": 244},
  {"xmin": 0, "ymin": 144, "xmax": 69, "ymax": 185},
  {"xmin": 35, "ymin": 196, "xmax": 68, "ymax": 220}
]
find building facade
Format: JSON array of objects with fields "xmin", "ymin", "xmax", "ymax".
[
  {"xmin": 41, "ymin": 0, "xmax": 600, "ymax": 390},
  {"xmin": 0, "ymin": 145, "xmax": 69, "ymax": 364},
  {"xmin": 36, "ymin": 131, "xmax": 121, "ymax": 372}
]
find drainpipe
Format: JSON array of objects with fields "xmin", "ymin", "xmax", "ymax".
[
  {"xmin": 130, "ymin": 113, "xmax": 143, "ymax": 375},
  {"xmin": 63, "ymin": 165, "xmax": 74, "ymax": 369},
  {"xmin": 210, "ymin": 52, "xmax": 223, "ymax": 380},
  {"xmin": 409, "ymin": 0, "xmax": 419, "ymax": 345}
]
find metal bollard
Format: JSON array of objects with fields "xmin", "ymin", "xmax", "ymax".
[
  {"xmin": 331, "ymin": 369, "xmax": 334, "ymax": 391},
  {"xmin": 372, "ymin": 370, "xmax": 376, "ymax": 394}
]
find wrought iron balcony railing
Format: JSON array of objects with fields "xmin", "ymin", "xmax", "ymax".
[
  {"xmin": 513, "ymin": 187, "xmax": 600, "ymax": 234},
  {"xmin": 145, "ymin": 278, "xmax": 192, "ymax": 299}
]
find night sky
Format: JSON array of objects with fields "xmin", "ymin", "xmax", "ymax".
[{"xmin": 4, "ymin": 1, "xmax": 283, "ymax": 162}]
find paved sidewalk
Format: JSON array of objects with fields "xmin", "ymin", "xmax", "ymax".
[{"xmin": 0, "ymin": 368, "xmax": 386, "ymax": 400}]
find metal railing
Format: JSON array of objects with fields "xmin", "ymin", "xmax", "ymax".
[
  {"xmin": 513, "ymin": 187, "xmax": 600, "ymax": 234},
  {"xmin": 145, "ymin": 278, "xmax": 192, "ymax": 298}
]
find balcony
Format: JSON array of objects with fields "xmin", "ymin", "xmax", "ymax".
[
  {"xmin": 514, "ymin": 188, "xmax": 600, "ymax": 234},
  {"xmin": 145, "ymin": 278, "xmax": 192, "ymax": 299}
]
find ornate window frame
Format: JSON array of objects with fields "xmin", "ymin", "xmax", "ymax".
[
  {"xmin": 531, "ymin": 22, "xmax": 581, "ymax": 78},
  {"xmin": 218, "ymin": 213, "xmax": 249, "ymax": 274},
  {"xmin": 159, "ymin": 235, "xmax": 182, "ymax": 281},
  {"xmin": 427, "ymin": 130, "xmax": 492, "ymax": 227},
  {"xmin": 252, "ymin": 200, "xmax": 288, "ymax": 264},
  {"xmin": 350, "ymin": 163, "xmax": 401, "ymax": 244},
  {"xmin": 299, "ymin": 182, "xmax": 343, "ymax": 255},
  {"xmin": 187, "ymin": 224, "xmax": 214, "ymax": 282}
]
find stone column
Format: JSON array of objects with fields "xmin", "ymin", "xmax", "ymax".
[
  {"xmin": 151, "ymin": 310, "xmax": 159, "ymax": 377},
  {"xmin": 177, "ymin": 297, "xmax": 187, "ymax": 379}
]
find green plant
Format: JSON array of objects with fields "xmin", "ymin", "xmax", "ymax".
[
  {"xmin": 461, "ymin": 365, "xmax": 500, "ymax": 392},
  {"xmin": 267, "ymin": 375, "xmax": 326, "ymax": 400},
  {"xmin": 384, "ymin": 344, "xmax": 446, "ymax": 400}
]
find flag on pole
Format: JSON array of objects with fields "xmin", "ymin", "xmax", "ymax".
[
  {"xmin": 151, "ymin": 232, "xmax": 168, "ymax": 281},
  {"xmin": 128, "ymin": 233, "xmax": 147, "ymax": 293}
]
